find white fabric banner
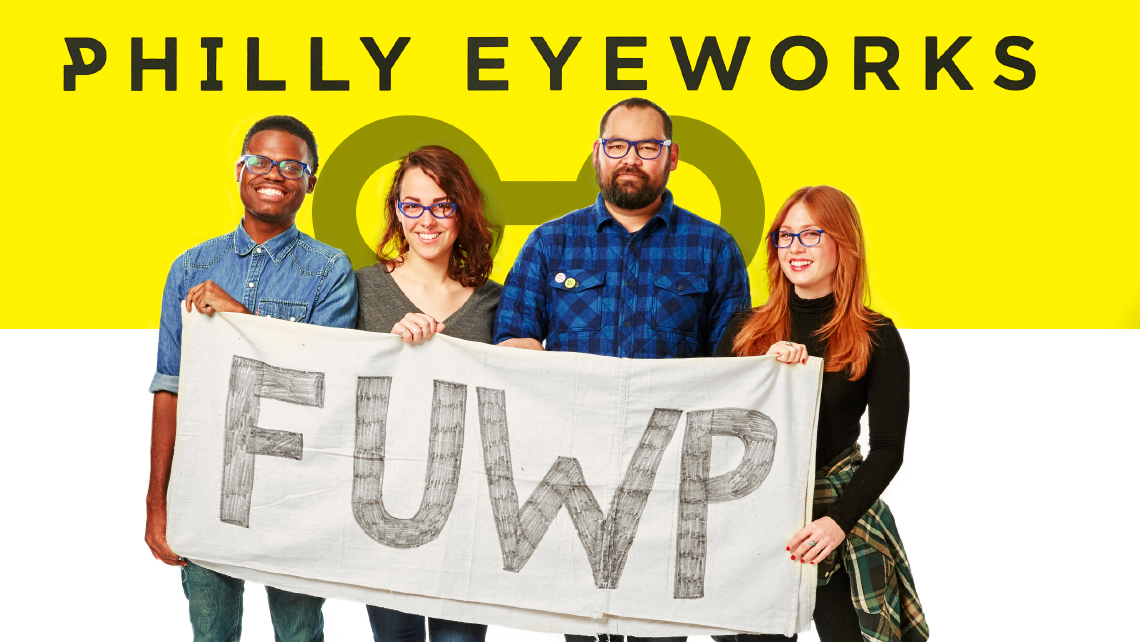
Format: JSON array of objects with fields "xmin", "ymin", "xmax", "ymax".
[{"xmin": 167, "ymin": 310, "xmax": 823, "ymax": 636}]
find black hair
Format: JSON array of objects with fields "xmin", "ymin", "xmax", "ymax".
[
  {"xmin": 598, "ymin": 98, "xmax": 673, "ymax": 140},
  {"xmin": 241, "ymin": 115, "xmax": 320, "ymax": 173}
]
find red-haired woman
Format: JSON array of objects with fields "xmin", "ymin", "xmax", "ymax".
[
  {"xmin": 355, "ymin": 145, "xmax": 499, "ymax": 642},
  {"xmin": 714, "ymin": 186, "xmax": 927, "ymax": 642}
]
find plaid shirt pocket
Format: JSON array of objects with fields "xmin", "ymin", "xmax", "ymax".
[
  {"xmin": 551, "ymin": 271, "xmax": 606, "ymax": 331},
  {"xmin": 651, "ymin": 272, "xmax": 709, "ymax": 336}
]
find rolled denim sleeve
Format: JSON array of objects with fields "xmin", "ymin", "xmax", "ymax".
[
  {"xmin": 704, "ymin": 237, "xmax": 751, "ymax": 355},
  {"xmin": 150, "ymin": 254, "xmax": 186, "ymax": 394},
  {"xmin": 309, "ymin": 253, "xmax": 358, "ymax": 329},
  {"xmin": 493, "ymin": 231, "xmax": 550, "ymax": 344}
]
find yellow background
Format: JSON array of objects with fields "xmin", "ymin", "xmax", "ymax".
[{"xmin": 5, "ymin": 1, "xmax": 1137, "ymax": 328}]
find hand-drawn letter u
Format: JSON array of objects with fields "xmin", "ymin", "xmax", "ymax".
[
  {"xmin": 353, "ymin": 377, "xmax": 467, "ymax": 548},
  {"xmin": 220, "ymin": 356, "xmax": 324, "ymax": 528}
]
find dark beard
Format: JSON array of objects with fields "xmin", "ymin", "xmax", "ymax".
[{"xmin": 597, "ymin": 165, "xmax": 669, "ymax": 211}]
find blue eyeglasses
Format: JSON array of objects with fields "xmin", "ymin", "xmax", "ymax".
[
  {"xmin": 397, "ymin": 201, "xmax": 457, "ymax": 219},
  {"xmin": 598, "ymin": 138, "xmax": 672, "ymax": 160},
  {"xmin": 237, "ymin": 155, "xmax": 312, "ymax": 179},
  {"xmin": 770, "ymin": 230, "xmax": 825, "ymax": 248}
]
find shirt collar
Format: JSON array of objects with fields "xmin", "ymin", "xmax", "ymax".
[
  {"xmin": 592, "ymin": 189, "xmax": 679, "ymax": 233},
  {"xmin": 233, "ymin": 219, "xmax": 301, "ymax": 263}
]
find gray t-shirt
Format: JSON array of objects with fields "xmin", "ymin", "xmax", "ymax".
[{"xmin": 354, "ymin": 264, "xmax": 502, "ymax": 344}]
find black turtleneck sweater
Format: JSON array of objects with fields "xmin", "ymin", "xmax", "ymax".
[{"xmin": 714, "ymin": 290, "xmax": 910, "ymax": 533}]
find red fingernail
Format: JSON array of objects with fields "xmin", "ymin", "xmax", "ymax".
[
  {"xmin": 790, "ymin": 555, "xmax": 796, "ymax": 560},
  {"xmin": 802, "ymin": 358, "xmax": 806, "ymax": 364},
  {"xmin": 785, "ymin": 547, "xmax": 790, "ymax": 551},
  {"xmin": 811, "ymin": 562, "xmax": 815, "ymax": 565},
  {"xmin": 801, "ymin": 559, "xmax": 805, "ymax": 563}
]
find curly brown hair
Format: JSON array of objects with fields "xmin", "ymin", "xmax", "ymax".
[{"xmin": 377, "ymin": 145, "xmax": 498, "ymax": 287}]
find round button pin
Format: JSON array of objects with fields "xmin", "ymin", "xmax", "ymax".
[
  {"xmin": 554, "ymin": 272, "xmax": 566, "ymax": 284},
  {"xmin": 565, "ymin": 277, "xmax": 578, "ymax": 289}
]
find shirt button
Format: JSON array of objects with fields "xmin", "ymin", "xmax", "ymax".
[
  {"xmin": 623, "ymin": 321, "xmax": 630, "ymax": 328},
  {"xmin": 255, "ymin": 247, "xmax": 262, "ymax": 253},
  {"xmin": 289, "ymin": 317, "xmax": 296, "ymax": 322},
  {"xmin": 677, "ymin": 284, "xmax": 684, "ymax": 291},
  {"xmin": 626, "ymin": 281, "xmax": 634, "ymax": 288},
  {"xmin": 248, "ymin": 282, "xmax": 255, "ymax": 288}
]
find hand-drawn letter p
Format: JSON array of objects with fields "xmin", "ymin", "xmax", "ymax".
[
  {"xmin": 675, "ymin": 408, "xmax": 777, "ymax": 598},
  {"xmin": 220, "ymin": 356, "xmax": 325, "ymax": 528}
]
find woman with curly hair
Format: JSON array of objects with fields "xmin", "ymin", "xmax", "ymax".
[{"xmin": 355, "ymin": 144, "xmax": 500, "ymax": 642}]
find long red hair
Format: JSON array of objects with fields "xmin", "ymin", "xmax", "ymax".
[
  {"xmin": 732, "ymin": 186, "xmax": 883, "ymax": 380},
  {"xmin": 377, "ymin": 145, "xmax": 498, "ymax": 287}
]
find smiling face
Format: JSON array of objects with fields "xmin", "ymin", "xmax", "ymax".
[
  {"xmin": 593, "ymin": 106, "xmax": 679, "ymax": 212},
  {"xmin": 238, "ymin": 129, "xmax": 315, "ymax": 228},
  {"xmin": 397, "ymin": 166, "xmax": 459, "ymax": 265},
  {"xmin": 779, "ymin": 201, "xmax": 839, "ymax": 299}
]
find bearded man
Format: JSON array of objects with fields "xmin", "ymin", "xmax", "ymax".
[{"xmin": 495, "ymin": 97, "xmax": 750, "ymax": 362}]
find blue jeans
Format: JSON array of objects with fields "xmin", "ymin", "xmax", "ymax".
[
  {"xmin": 181, "ymin": 561, "xmax": 325, "ymax": 642},
  {"xmin": 366, "ymin": 605, "xmax": 487, "ymax": 642}
]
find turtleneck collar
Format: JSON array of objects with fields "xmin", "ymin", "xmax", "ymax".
[{"xmin": 789, "ymin": 287, "xmax": 836, "ymax": 322}]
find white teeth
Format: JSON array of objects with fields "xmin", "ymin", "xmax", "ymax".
[
  {"xmin": 257, "ymin": 188, "xmax": 284, "ymax": 196},
  {"xmin": 791, "ymin": 260, "xmax": 812, "ymax": 267},
  {"xmin": 418, "ymin": 233, "xmax": 441, "ymax": 240}
]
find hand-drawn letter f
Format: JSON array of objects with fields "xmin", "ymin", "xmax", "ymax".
[{"xmin": 219, "ymin": 356, "xmax": 325, "ymax": 528}]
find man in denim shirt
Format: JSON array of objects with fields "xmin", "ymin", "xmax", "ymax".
[
  {"xmin": 495, "ymin": 99, "xmax": 749, "ymax": 642},
  {"xmin": 145, "ymin": 115, "xmax": 357, "ymax": 642}
]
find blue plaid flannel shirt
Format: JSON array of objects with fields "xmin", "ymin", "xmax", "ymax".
[{"xmin": 494, "ymin": 191, "xmax": 750, "ymax": 358}]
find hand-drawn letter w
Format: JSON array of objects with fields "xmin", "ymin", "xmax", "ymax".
[
  {"xmin": 220, "ymin": 356, "xmax": 324, "ymax": 528},
  {"xmin": 476, "ymin": 387, "xmax": 681, "ymax": 590}
]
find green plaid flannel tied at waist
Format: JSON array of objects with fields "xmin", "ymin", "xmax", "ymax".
[{"xmin": 814, "ymin": 444, "xmax": 930, "ymax": 642}]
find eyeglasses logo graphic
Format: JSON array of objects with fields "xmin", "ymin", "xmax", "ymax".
[{"xmin": 312, "ymin": 116, "xmax": 764, "ymax": 267}]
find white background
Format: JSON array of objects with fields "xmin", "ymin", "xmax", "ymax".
[{"xmin": 3, "ymin": 329, "xmax": 1136, "ymax": 641}]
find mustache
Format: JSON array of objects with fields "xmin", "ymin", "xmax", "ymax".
[{"xmin": 611, "ymin": 166, "xmax": 649, "ymax": 181}]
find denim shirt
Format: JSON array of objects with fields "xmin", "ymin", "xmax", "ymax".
[
  {"xmin": 494, "ymin": 190, "xmax": 750, "ymax": 359},
  {"xmin": 150, "ymin": 221, "xmax": 358, "ymax": 394}
]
